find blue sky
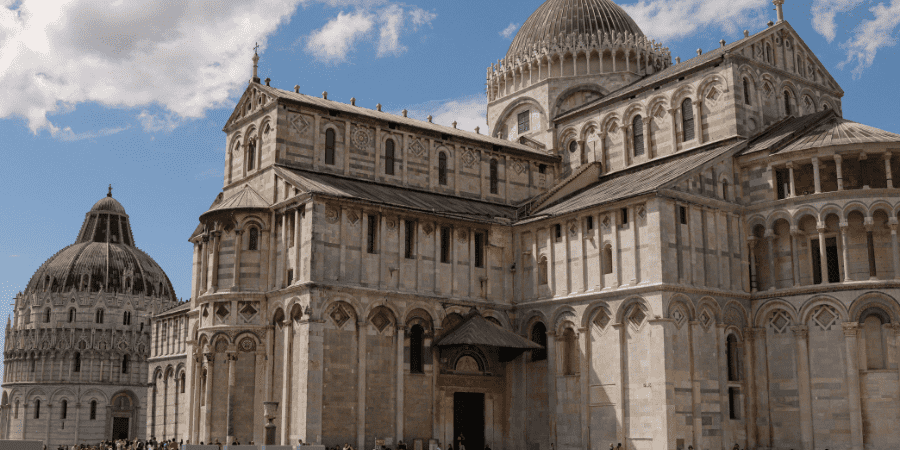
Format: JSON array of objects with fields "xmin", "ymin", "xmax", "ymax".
[{"xmin": 1, "ymin": 0, "xmax": 898, "ymax": 332}]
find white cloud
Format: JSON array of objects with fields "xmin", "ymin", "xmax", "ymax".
[
  {"xmin": 811, "ymin": 0, "xmax": 866, "ymax": 42},
  {"xmin": 500, "ymin": 23, "xmax": 519, "ymax": 39},
  {"xmin": 306, "ymin": 10, "xmax": 375, "ymax": 63},
  {"xmin": 397, "ymin": 95, "xmax": 488, "ymax": 134},
  {"xmin": 838, "ymin": 0, "xmax": 900, "ymax": 77},
  {"xmin": 622, "ymin": 0, "xmax": 769, "ymax": 42},
  {"xmin": 0, "ymin": 0, "xmax": 305, "ymax": 136},
  {"xmin": 137, "ymin": 111, "xmax": 182, "ymax": 133},
  {"xmin": 55, "ymin": 125, "xmax": 130, "ymax": 142},
  {"xmin": 304, "ymin": 4, "xmax": 435, "ymax": 63}
]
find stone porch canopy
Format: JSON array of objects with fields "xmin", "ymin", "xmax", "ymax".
[{"xmin": 435, "ymin": 312, "xmax": 543, "ymax": 362}]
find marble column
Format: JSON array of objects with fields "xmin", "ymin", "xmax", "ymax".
[
  {"xmin": 396, "ymin": 325, "xmax": 405, "ymax": 443},
  {"xmin": 546, "ymin": 331, "xmax": 558, "ymax": 447},
  {"xmin": 191, "ymin": 354, "xmax": 202, "ymax": 444},
  {"xmin": 204, "ymin": 353, "xmax": 214, "ymax": 444},
  {"xmin": 787, "ymin": 162, "xmax": 796, "ymax": 197},
  {"xmin": 748, "ymin": 237, "xmax": 758, "ymax": 292},
  {"xmin": 840, "ymin": 222, "xmax": 852, "ymax": 282},
  {"xmin": 294, "ymin": 209, "xmax": 302, "ymax": 283},
  {"xmin": 765, "ymin": 230, "xmax": 776, "ymax": 290},
  {"xmin": 790, "ymin": 227, "xmax": 801, "ymax": 286},
  {"xmin": 885, "ymin": 153, "xmax": 894, "ymax": 188},
  {"xmin": 642, "ymin": 117, "xmax": 652, "ymax": 158},
  {"xmin": 689, "ymin": 321, "xmax": 703, "ymax": 450},
  {"xmin": 791, "ymin": 325, "xmax": 814, "ymax": 450},
  {"xmin": 200, "ymin": 236, "xmax": 209, "ymax": 294},
  {"xmin": 232, "ymin": 230, "xmax": 243, "ymax": 291},
  {"xmin": 210, "ymin": 231, "xmax": 220, "ymax": 293},
  {"xmin": 812, "ymin": 157, "xmax": 821, "ymax": 193},
  {"xmin": 835, "ymin": 155, "xmax": 844, "ymax": 190},
  {"xmin": 226, "ymin": 352, "xmax": 237, "ymax": 443},
  {"xmin": 281, "ymin": 213, "xmax": 289, "ymax": 287},
  {"xmin": 357, "ymin": 320, "xmax": 367, "ymax": 450},
  {"xmin": 579, "ymin": 328, "xmax": 590, "ymax": 450},
  {"xmin": 281, "ymin": 321, "xmax": 293, "ymax": 444},
  {"xmin": 842, "ymin": 322, "xmax": 864, "ymax": 450},
  {"xmin": 818, "ymin": 226, "xmax": 830, "ymax": 283},
  {"xmin": 866, "ymin": 220, "xmax": 877, "ymax": 279},
  {"xmin": 669, "ymin": 108, "xmax": 679, "ymax": 153},
  {"xmin": 743, "ymin": 328, "xmax": 758, "ymax": 450},
  {"xmin": 693, "ymin": 99, "xmax": 704, "ymax": 145}
]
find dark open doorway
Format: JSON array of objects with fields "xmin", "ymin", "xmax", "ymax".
[
  {"xmin": 112, "ymin": 417, "xmax": 129, "ymax": 440},
  {"xmin": 453, "ymin": 392, "xmax": 485, "ymax": 450}
]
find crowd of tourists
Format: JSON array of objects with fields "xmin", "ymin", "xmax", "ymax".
[{"xmin": 53, "ymin": 438, "xmax": 182, "ymax": 450}]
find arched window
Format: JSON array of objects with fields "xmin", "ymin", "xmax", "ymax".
[
  {"xmin": 568, "ymin": 140, "xmax": 578, "ymax": 154},
  {"xmin": 783, "ymin": 90, "xmax": 792, "ymax": 115},
  {"xmin": 410, "ymin": 325, "xmax": 424, "ymax": 374},
  {"xmin": 385, "ymin": 139, "xmax": 396, "ymax": 175},
  {"xmin": 122, "ymin": 354, "xmax": 130, "ymax": 374},
  {"xmin": 765, "ymin": 44, "xmax": 773, "ymax": 63},
  {"xmin": 438, "ymin": 152, "xmax": 448, "ymax": 186},
  {"xmin": 61, "ymin": 400, "xmax": 67, "ymax": 419},
  {"xmin": 181, "ymin": 372, "xmax": 186, "ymax": 394},
  {"xmin": 44, "ymin": 308, "xmax": 51, "ymax": 323},
  {"xmin": 530, "ymin": 323, "xmax": 547, "ymax": 361},
  {"xmin": 862, "ymin": 309, "xmax": 890, "ymax": 370},
  {"xmin": 90, "ymin": 401, "xmax": 97, "ymax": 420},
  {"xmin": 34, "ymin": 400, "xmax": 40, "ymax": 419},
  {"xmin": 682, "ymin": 99, "xmax": 695, "ymax": 141},
  {"xmin": 325, "ymin": 129, "xmax": 336, "ymax": 165},
  {"xmin": 247, "ymin": 139, "xmax": 256, "ymax": 171},
  {"xmin": 248, "ymin": 227, "xmax": 259, "ymax": 251},
  {"xmin": 73, "ymin": 352, "xmax": 81, "ymax": 373},
  {"xmin": 68, "ymin": 308, "xmax": 76, "ymax": 323},
  {"xmin": 743, "ymin": 78, "xmax": 752, "ymax": 105},
  {"xmin": 123, "ymin": 311, "xmax": 131, "ymax": 326},
  {"xmin": 538, "ymin": 256, "xmax": 549, "ymax": 286},
  {"xmin": 721, "ymin": 179, "xmax": 730, "ymax": 200},
  {"xmin": 602, "ymin": 245, "xmax": 613, "ymax": 274},
  {"xmin": 489, "ymin": 159, "xmax": 499, "ymax": 194},
  {"xmin": 727, "ymin": 334, "xmax": 741, "ymax": 381},
  {"xmin": 14, "ymin": 400, "xmax": 18, "ymax": 419},
  {"xmin": 95, "ymin": 309, "xmax": 104, "ymax": 324},
  {"xmin": 632, "ymin": 115, "xmax": 644, "ymax": 157},
  {"xmin": 562, "ymin": 328, "xmax": 578, "ymax": 375}
]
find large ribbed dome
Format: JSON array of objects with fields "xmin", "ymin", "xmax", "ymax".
[
  {"xmin": 24, "ymin": 191, "xmax": 176, "ymax": 299},
  {"xmin": 507, "ymin": 0, "xmax": 645, "ymax": 59}
]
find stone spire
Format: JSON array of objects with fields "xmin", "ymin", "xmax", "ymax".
[
  {"xmin": 773, "ymin": 0, "xmax": 785, "ymax": 22},
  {"xmin": 252, "ymin": 42, "xmax": 261, "ymax": 83}
]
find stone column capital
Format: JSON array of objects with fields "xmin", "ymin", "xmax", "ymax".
[
  {"xmin": 834, "ymin": 154, "xmax": 843, "ymax": 163},
  {"xmin": 785, "ymin": 161, "xmax": 794, "ymax": 169},
  {"xmin": 204, "ymin": 353, "xmax": 215, "ymax": 364},
  {"xmin": 811, "ymin": 156, "xmax": 819, "ymax": 163},
  {"xmin": 842, "ymin": 322, "xmax": 860, "ymax": 336},
  {"xmin": 885, "ymin": 152, "xmax": 893, "ymax": 161},
  {"xmin": 790, "ymin": 227, "xmax": 803, "ymax": 237},
  {"xmin": 790, "ymin": 325, "xmax": 809, "ymax": 338},
  {"xmin": 890, "ymin": 323, "xmax": 900, "ymax": 335},
  {"xmin": 839, "ymin": 221, "xmax": 849, "ymax": 230},
  {"xmin": 764, "ymin": 229, "xmax": 775, "ymax": 239}
]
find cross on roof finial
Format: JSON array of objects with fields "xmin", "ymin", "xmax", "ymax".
[
  {"xmin": 254, "ymin": 42, "xmax": 260, "ymax": 54},
  {"xmin": 107, "ymin": 184, "xmax": 112, "ymax": 197}
]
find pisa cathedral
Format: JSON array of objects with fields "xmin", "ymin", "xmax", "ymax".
[{"xmin": 5, "ymin": 0, "xmax": 900, "ymax": 449}]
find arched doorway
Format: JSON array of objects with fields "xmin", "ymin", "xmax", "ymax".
[{"xmin": 109, "ymin": 391, "xmax": 137, "ymax": 441}]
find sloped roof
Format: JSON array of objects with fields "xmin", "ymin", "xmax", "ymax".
[
  {"xmin": 743, "ymin": 110, "xmax": 900, "ymax": 155},
  {"xmin": 274, "ymin": 166, "xmax": 517, "ymax": 222},
  {"xmin": 246, "ymin": 84, "xmax": 558, "ymax": 161},
  {"xmin": 435, "ymin": 313, "xmax": 542, "ymax": 349},
  {"xmin": 200, "ymin": 184, "xmax": 270, "ymax": 219},
  {"xmin": 530, "ymin": 138, "xmax": 744, "ymax": 218}
]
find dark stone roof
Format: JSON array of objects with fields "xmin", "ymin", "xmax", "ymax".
[
  {"xmin": 89, "ymin": 195, "xmax": 127, "ymax": 214},
  {"xmin": 507, "ymin": 0, "xmax": 645, "ymax": 60},
  {"xmin": 742, "ymin": 110, "xmax": 900, "ymax": 156},
  {"xmin": 435, "ymin": 313, "xmax": 542, "ymax": 349},
  {"xmin": 200, "ymin": 184, "xmax": 270, "ymax": 220}
]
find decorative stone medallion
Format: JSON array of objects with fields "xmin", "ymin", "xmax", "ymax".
[
  {"xmin": 325, "ymin": 207, "xmax": 340, "ymax": 224},
  {"xmin": 458, "ymin": 229, "xmax": 468, "ymax": 242},
  {"xmin": 352, "ymin": 126, "xmax": 371, "ymax": 149},
  {"xmin": 593, "ymin": 310, "xmax": 610, "ymax": 330},
  {"xmin": 239, "ymin": 337, "xmax": 257, "ymax": 352},
  {"xmin": 330, "ymin": 305, "xmax": 351, "ymax": 328},
  {"xmin": 290, "ymin": 113, "xmax": 309, "ymax": 136},
  {"xmin": 371, "ymin": 310, "xmax": 391, "ymax": 333},
  {"xmin": 423, "ymin": 223, "xmax": 434, "ymax": 235},
  {"xmin": 409, "ymin": 139, "xmax": 426, "ymax": 158},
  {"xmin": 347, "ymin": 211, "xmax": 360, "ymax": 225},
  {"xmin": 462, "ymin": 149, "xmax": 477, "ymax": 168},
  {"xmin": 513, "ymin": 160, "xmax": 526, "ymax": 175},
  {"xmin": 768, "ymin": 310, "xmax": 791, "ymax": 334}
]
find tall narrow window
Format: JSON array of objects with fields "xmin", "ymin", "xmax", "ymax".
[
  {"xmin": 44, "ymin": 308, "xmax": 50, "ymax": 323},
  {"xmin": 410, "ymin": 325, "xmax": 424, "ymax": 374},
  {"xmin": 181, "ymin": 373, "xmax": 186, "ymax": 394},
  {"xmin": 385, "ymin": 139, "xmax": 396, "ymax": 175},
  {"xmin": 632, "ymin": 115, "xmax": 645, "ymax": 156},
  {"xmin": 586, "ymin": 216, "xmax": 594, "ymax": 231},
  {"xmin": 440, "ymin": 226, "xmax": 451, "ymax": 263},
  {"xmin": 518, "ymin": 110, "xmax": 530, "ymax": 134},
  {"xmin": 602, "ymin": 246, "xmax": 613, "ymax": 274},
  {"xmin": 765, "ymin": 44, "xmax": 773, "ymax": 63},
  {"xmin": 743, "ymin": 78, "xmax": 752, "ymax": 105},
  {"xmin": 679, "ymin": 206, "xmax": 688, "ymax": 224},
  {"xmin": 530, "ymin": 323, "xmax": 547, "ymax": 361},
  {"xmin": 287, "ymin": 269, "xmax": 294, "ymax": 285},
  {"xmin": 404, "ymin": 220, "xmax": 415, "ymax": 259},
  {"xmin": 247, "ymin": 139, "xmax": 256, "ymax": 171},
  {"xmin": 682, "ymin": 99, "xmax": 695, "ymax": 141},
  {"xmin": 728, "ymin": 388, "xmax": 741, "ymax": 419},
  {"xmin": 554, "ymin": 224, "xmax": 562, "ymax": 242},
  {"xmin": 14, "ymin": 400, "xmax": 18, "ymax": 419},
  {"xmin": 325, "ymin": 129, "xmax": 336, "ymax": 165},
  {"xmin": 90, "ymin": 401, "xmax": 97, "ymax": 420},
  {"xmin": 248, "ymin": 227, "xmax": 259, "ymax": 251},
  {"xmin": 489, "ymin": 159, "xmax": 498, "ymax": 194},
  {"xmin": 775, "ymin": 168, "xmax": 789, "ymax": 199},
  {"xmin": 538, "ymin": 256, "xmax": 549, "ymax": 285},
  {"xmin": 34, "ymin": 400, "xmax": 40, "ymax": 419},
  {"xmin": 721, "ymin": 179, "xmax": 730, "ymax": 200},
  {"xmin": 61, "ymin": 400, "xmax": 67, "ymax": 420},
  {"xmin": 95, "ymin": 309, "xmax": 104, "ymax": 324},
  {"xmin": 367, "ymin": 214, "xmax": 378, "ymax": 254},
  {"xmin": 783, "ymin": 90, "xmax": 792, "ymax": 115},
  {"xmin": 68, "ymin": 308, "xmax": 75, "ymax": 323},
  {"xmin": 438, "ymin": 152, "xmax": 448, "ymax": 186},
  {"xmin": 727, "ymin": 335, "xmax": 741, "ymax": 381},
  {"xmin": 123, "ymin": 311, "xmax": 131, "ymax": 326},
  {"xmin": 562, "ymin": 328, "xmax": 577, "ymax": 375},
  {"xmin": 863, "ymin": 311, "xmax": 888, "ymax": 370},
  {"xmin": 122, "ymin": 354, "xmax": 130, "ymax": 374},
  {"xmin": 474, "ymin": 232, "xmax": 485, "ymax": 268},
  {"xmin": 73, "ymin": 353, "xmax": 81, "ymax": 373},
  {"xmin": 621, "ymin": 208, "xmax": 629, "ymax": 225}
]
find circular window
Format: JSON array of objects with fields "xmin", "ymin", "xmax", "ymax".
[{"xmin": 568, "ymin": 141, "xmax": 578, "ymax": 153}]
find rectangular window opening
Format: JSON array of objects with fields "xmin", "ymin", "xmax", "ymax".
[
  {"xmin": 518, "ymin": 110, "xmax": 530, "ymax": 134},
  {"xmin": 811, "ymin": 239, "xmax": 823, "ymax": 285},
  {"xmin": 679, "ymin": 206, "xmax": 688, "ymax": 224},
  {"xmin": 440, "ymin": 227, "xmax": 451, "ymax": 264},
  {"xmin": 367, "ymin": 215, "xmax": 378, "ymax": 254},
  {"xmin": 621, "ymin": 208, "xmax": 629, "ymax": 225},
  {"xmin": 404, "ymin": 220, "xmax": 415, "ymax": 259},
  {"xmin": 474, "ymin": 232, "xmax": 485, "ymax": 268},
  {"xmin": 586, "ymin": 216, "xmax": 594, "ymax": 231},
  {"xmin": 554, "ymin": 224, "xmax": 562, "ymax": 242},
  {"xmin": 728, "ymin": 387, "xmax": 741, "ymax": 419}
]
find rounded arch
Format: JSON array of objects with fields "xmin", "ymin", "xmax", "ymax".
[
  {"xmin": 490, "ymin": 97, "xmax": 546, "ymax": 138},
  {"xmin": 818, "ymin": 203, "xmax": 844, "ymax": 223},
  {"xmin": 799, "ymin": 295, "xmax": 849, "ymax": 324},
  {"xmin": 552, "ymin": 84, "xmax": 606, "ymax": 118},
  {"xmin": 753, "ymin": 298, "xmax": 799, "ymax": 327},
  {"xmin": 746, "ymin": 214, "xmax": 766, "ymax": 231},
  {"xmin": 559, "ymin": 127, "xmax": 579, "ymax": 151},
  {"xmin": 868, "ymin": 201, "xmax": 894, "ymax": 218},
  {"xmin": 480, "ymin": 309, "xmax": 511, "ymax": 330},
  {"xmin": 237, "ymin": 215, "xmax": 268, "ymax": 232},
  {"xmin": 363, "ymin": 300, "xmax": 402, "ymax": 325},
  {"xmin": 552, "ymin": 305, "xmax": 579, "ymax": 335},
  {"xmin": 233, "ymin": 331, "xmax": 261, "ymax": 352},
  {"xmin": 615, "ymin": 296, "xmax": 651, "ymax": 324},
  {"xmin": 842, "ymin": 201, "xmax": 869, "ymax": 220},
  {"xmin": 766, "ymin": 210, "xmax": 793, "ymax": 230},
  {"xmin": 697, "ymin": 74, "xmax": 727, "ymax": 99},
  {"xmin": 578, "ymin": 121, "xmax": 600, "ymax": 141},
  {"xmin": 405, "ymin": 307, "xmax": 435, "ymax": 332},
  {"xmin": 288, "ymin": 299, "xmax": 304, "ymax": 322},
  {"xmin": 736, "ymin": 65, "xmax": 760, "ymax": 85},
  {"xmin": 24, "ymin": 388, "xmax": 47, "ymax": 403},
  {"xmin": 722, "ymin": 300, "xmax": 749, "ymax": 329},
  {"xmin": 849, "ymin": 292, "xmax": 900, "ymax": 323},
  {"xmin": 646, "ymin": 95, "xmax": 669, "ymax": 118},
  {"xmin": 210, "ymin": 333, "xmax": 232, "ymax": 352},
  {"xmin": 320, "ymin": 295, "xmax": 361, "ymax": 323},
  {"xmin": 600, "ymin": 113, "xmax": 621, "ymax": 135},
  {"xmin": 670, "ymin": 84, "xmax": 696, "ymax": 107},
  {"xmin": 697, "ymin": 296, "xmax": 722, "ymax": 323},
  {"xmin": 50, "ymin": 388, "xmax": 76, "ymax": 404},
  {"xmin": 520, "ymin": 309, "xmax": 550, "ymax": 335},
  {"xmin": 582, "ymin": 301, "xmax": 613, "ymax": 330},
  {"xmin": 792, "ymin": 206, "xmax": 819, "ymax": 228},
  {"xmin": 622, "ymin": 103, "xmax": 645, "ymax": 124}
]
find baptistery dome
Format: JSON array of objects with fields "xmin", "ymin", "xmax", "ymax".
[
  {"xmin": 24, "ymin": 189, "xmax": 175, "ymax": 299},
  {"xmin": 506, "ymin": 0, "xmax": 645, "ymax": 59}
]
